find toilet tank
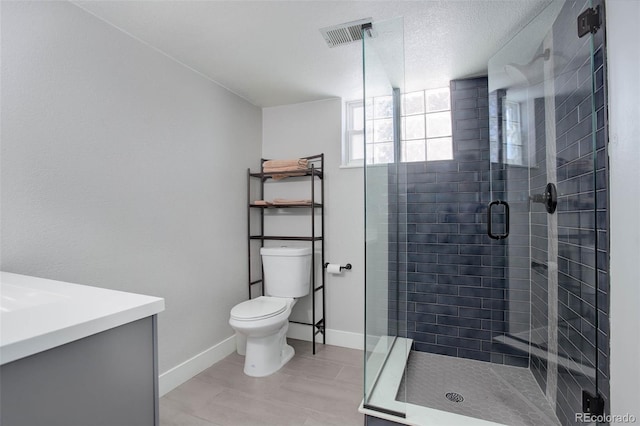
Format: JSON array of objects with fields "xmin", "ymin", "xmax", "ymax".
[{"xmin": 260, "ymin": 247, "xmax": 312, "ymax": 298}]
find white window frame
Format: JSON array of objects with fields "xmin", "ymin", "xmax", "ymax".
[
  {"xmin": 343, "ymin": 87, "xmax": 453, "ymax": 167},
  {"xmin": 502, "ymin": 100, "xmax": 522, "ymax": 165},
  {"xmin": 401, "ymin": 87, "xmax": 454, "ymax": 163},
  {"xmin": 342, "ymin": 100, "xmax": 365, "ymax": 167}
]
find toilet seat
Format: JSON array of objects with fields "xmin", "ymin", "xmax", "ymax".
[{"xmin": 230, "ymin": 296, "xmax": 287, "ymax": 321}]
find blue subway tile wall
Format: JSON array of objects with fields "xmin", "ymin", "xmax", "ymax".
[
  {"xmin": 551, "ymin": 0, "xmax": 610, "ymax": 424},
  {"xmin": 530, "ymin": 95, "xmax": 550, "ymax": 394},
  {"xmin": 389, "ymin": 77, "xmax": 530, "ymax": 366}
]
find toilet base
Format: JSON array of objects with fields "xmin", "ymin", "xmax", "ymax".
[
  {"xmin": 242, "ymin": 322, "xmax": 295, "ymax": 377},
  {"xmin": 281, "ymin": 343, "xmax": 295, "ymax": 367}
]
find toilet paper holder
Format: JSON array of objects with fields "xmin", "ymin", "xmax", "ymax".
[{"xmin": 324, "ymin": 263, "xmax": 352, "ymax": 271}]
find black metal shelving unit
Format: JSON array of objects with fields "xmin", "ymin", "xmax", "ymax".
[{"xmin": 247, "ymin": 153, "xmax": 325, "ymax": 354}]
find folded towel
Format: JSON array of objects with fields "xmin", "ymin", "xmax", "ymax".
[
  {"xmin": 263, "ymin": 159, "xmax": 308, "ymax": 169},
  {"xmin": 272, "ymin": 198, "xmax": 312, "ymax": 205},
  {"xmin": 252, "ymin": 200, "xmax": 272, "ymax": 206},
  {"xmin": 263, "ymin": 166, "xmax": 311, "ymax": 180},
  {"xmin": 270, "ymin": 173, "xmax": 297, "ymax": 181},
  {"xmin": 263, "ymin": 166, "xmax": 309, "ymax": 173}
]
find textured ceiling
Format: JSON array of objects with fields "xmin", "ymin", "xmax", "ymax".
[{"xmin": 73, "ymin": 0, "xmax": 554, "ymax": 107}]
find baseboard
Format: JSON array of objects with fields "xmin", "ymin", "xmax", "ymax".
[
  {"xmin": 158, "ymin": 326, "xmax": 362, "ymax": 396},
  {"xmin": 158, "ymin": 334, "xmax": 236, "ymax": 396},
  {"xmin": 287, "ymin": 322, "xmax": 364, "ymax": 350}
]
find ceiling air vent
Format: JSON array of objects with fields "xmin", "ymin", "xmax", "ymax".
[{"xmin": 319, "ymin": 18, "xmax": 372, "ymax": 48}]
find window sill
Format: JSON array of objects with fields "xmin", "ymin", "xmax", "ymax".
[{"xmin": 339, "ymin": 163, "xmax": 393, "ymax": 169}]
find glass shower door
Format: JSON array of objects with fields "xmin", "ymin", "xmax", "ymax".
[
  {"xmin": 488, "ymin": 0, "xmax": 605, "ymax": 423},
  {"xmin": 363, "ymin": 17, "xmax": 408, "ymax": 417}
]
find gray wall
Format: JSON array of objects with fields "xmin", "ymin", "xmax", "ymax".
[
  {"xmin": 0, "ymin": 1, "xmax": 262, "ymax": 374},
  {"xmin": 607, "ymin": 0, "xmax": 640, "ymax": 419}
]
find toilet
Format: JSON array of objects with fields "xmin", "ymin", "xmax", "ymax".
[{"xmin": 229, "ymin": 246, "xmax": 312, "ymax": 377}]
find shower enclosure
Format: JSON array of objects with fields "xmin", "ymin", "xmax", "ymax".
[{"xmin": 362, "ymin": 1, "xmax": 608, "ymax": 425}]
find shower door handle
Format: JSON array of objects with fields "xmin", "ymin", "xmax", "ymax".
[{"xmin": 487, "ymin": 200, "xmax": 510, "ymax": 240}]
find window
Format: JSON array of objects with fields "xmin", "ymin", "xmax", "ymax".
[
  {"xmin": 401, "ymin": 88, "xmax": 453, "ymax": 163},
  {"xmin": 490, "ymin": 91, "xmax": 529, "ymax": 167},
  {"xmin": 344, "ymin": 101, "xmax": 365, "ymax": 166},
  {"xmin": 502, "ymin": 100, "xmax": 525, "ymax": 165},
  {"xmin": 344, "ymin": 87, "xmax": 453, "ymax": 166}
]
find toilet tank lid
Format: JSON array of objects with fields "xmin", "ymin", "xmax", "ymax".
[{"xmin": 260, "ymin": 247, "xmax": 312, "ymax": 256}]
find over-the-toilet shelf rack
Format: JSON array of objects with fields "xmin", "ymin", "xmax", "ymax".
[{"xmin": 246, "ymin": 153, "xmax": 325, "ymax": 354}]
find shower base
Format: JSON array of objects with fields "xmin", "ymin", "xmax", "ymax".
[{"xmin": 396, "ymin": 351, "xmax": 560, "ymax": 426}]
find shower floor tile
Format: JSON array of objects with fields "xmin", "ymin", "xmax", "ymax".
[{"xmin": 396, "ymin": 351, "xmax": 560, "ymax": 426}]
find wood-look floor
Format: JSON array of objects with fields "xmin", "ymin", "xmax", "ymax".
[{"xmin": 160, "ymin": 339, "xmax": 364, "ymax": 426}]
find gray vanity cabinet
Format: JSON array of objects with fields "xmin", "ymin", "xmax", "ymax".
[{"xmin": 0, "ymin": 316, "xmax": 159, "ymax": 426}]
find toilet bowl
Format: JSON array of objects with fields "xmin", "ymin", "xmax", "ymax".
[
  {"xmin": 229, "ymin": 246, "xmax": 312, "ymax": 377},
  {"xmin": 229, "ymin": 296, "xmax": 296, "ymax": 377}
]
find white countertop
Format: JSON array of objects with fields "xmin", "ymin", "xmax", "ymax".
[{"xmin": 0, "ymin": 272, "xmax": 165, "ymax": 365}]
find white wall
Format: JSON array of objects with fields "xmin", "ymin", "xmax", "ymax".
[
  {"xmin": 0, "ymin": 0, "xmax": 261, "ymax": 388},
  {"xmin": 606, "ymin": 0, "xmax": 640, "ymax": 419},
  {"xmin": 262, "ymin": 99, "xmax": 364, "ymax": 348}
]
